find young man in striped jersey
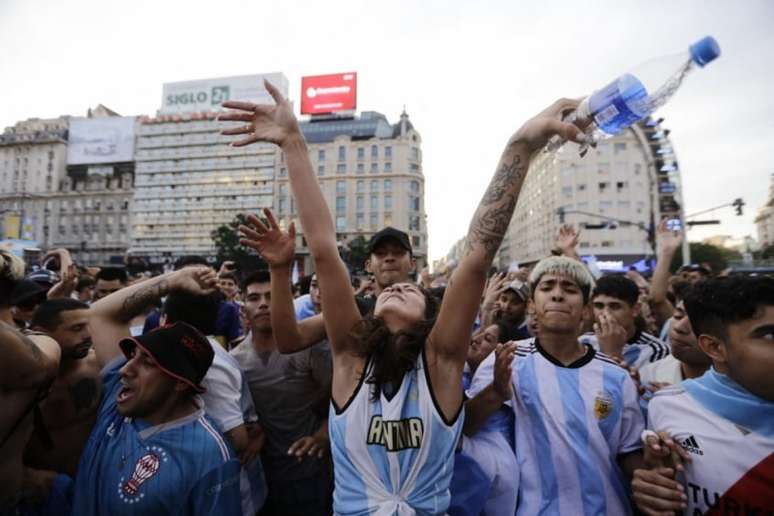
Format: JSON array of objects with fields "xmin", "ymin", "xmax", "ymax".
[
  {"xmin": 467, "ymin": 256, "xmax": 645, "ymax": 515},
  {"xmin": 632, "ymin": 276, "xmax": 774, "ymax": 515},
  {"xmin": 580, "ymin": 275, "xmax": 671, "ymax": 370},
  {"xmin": 71, "ymin": 267, "xmax": 242, "ymax": 515}
]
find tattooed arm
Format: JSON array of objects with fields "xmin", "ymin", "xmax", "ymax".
[
  {"xmin": 0, "ymin": 322, "xmax": 60, "ymax": 389},
  {"xmin": 89, "ymin": 267, "xmax": 218, "ymax": 367},
  {"xmin": 426, "ymin": 98, "xmax": 587, "ymax": 422}
]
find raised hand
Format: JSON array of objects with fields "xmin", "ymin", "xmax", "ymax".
[
  {"xmin": 493, "ymin": 341, "xmax": 517, "ymax": 401},
  {"xmin": 556, "ymin": 224, "xmax": 580, "ymax": 255},
  {"xmin": 655, "ymin": 218, "xmax": 683, "ymax": 255},
  {"xmin": 483, "ymin": 272, "xmax": 508, "ymax": 309},
  {"xmin": 169, "ymin": 266, "xmax": 219, "ymax": 296},
  {"xmin": 239, "ymin": 208, "xmax": 296, "ymax": 268},
  {"xmin": 218, "ymin": 80, "xmax": 301, "ymax": 147},
  {"xmin": 511, "ymin": 98, "xmax": 587, "ymax": 153}
]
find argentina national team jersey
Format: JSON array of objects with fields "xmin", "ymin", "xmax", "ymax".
[
  {"xmin": 648, "ymin": 369, "xmax": 774, "ymax": 514},
  {"xmin": 579, "ymin": 330, "xmax": 671, "ymax": 370},
  {"xmin": 329, "ymin": 350, "xmax": 463, "ymax": 515},
  {"xmin": 71, "ymin": 357, "xmax": 242, "ymax": 515},
  {"xmin": 469, "ymin": 338, "xmax": 644, "ymax": 516}
]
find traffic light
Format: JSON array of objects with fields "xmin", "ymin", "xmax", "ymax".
[
  {"xmin": 733, "ymin": 198, "xmax": 745, "ymax": 216},
  {"xmin": 557, "ymin": 207, "xmax": 565, "ymax": 223}
]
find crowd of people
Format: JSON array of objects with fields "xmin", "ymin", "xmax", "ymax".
[{"xmin": 1, "ymin": 84, "xmax": 771, "ymax": 516}]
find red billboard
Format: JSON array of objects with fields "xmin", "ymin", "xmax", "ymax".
[{"xmin": 301, "ymin": 72, "xmax": 357, "ymax": 115}]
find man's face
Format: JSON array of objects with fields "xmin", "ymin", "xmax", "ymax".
[
  {"xmin": 495, "ymin": 290, "xmax": 526, "ymax": 324},
  {"xmin": 531, "ymin": 273, "xmax": 588, "ymax": 335},
  {"xmin": 242, "ymin": 282, "xmax": 271, "ymax": 332},
  {"xmin": 722, "ymin": 304, "xmax": 774, "ymax": 402},
  {"xmin": 77, "ymin": 286, "xmax": 94, "ymax": 303},
  {"xmin": 468, "ymin": 324, "xmax": 501, "ymax": 368},
  {"xmin": 669, "ymin": 302, "xmax": 710, "ymax": 368},
  {"xmin": 117, "ymin": 346, "xmax": 178, "ymax": 420},
  {"xmin": 682, "ymin": 270, "xmax": 707, "ymax": 284},
  {"xmin": 48, "ymin": 309, "xmax": 92, "ymax": 360},
  {"xmin": 366, "ymin": 240, "xmax": 415, "ymax": 292},
  {"xmin": 219, "ymin": 278, "xmax": 238, "ymax": 300},
  {"xmin": 591, "ymin": 294, "xmax": 639, "ymax": 336},
  {"xmin": 94, "ymin": 279, "xmax": 124, "ymax": 300},
  {"xmin": 309, "ymin": 276, "xmax": 321, "ymax": 312}
]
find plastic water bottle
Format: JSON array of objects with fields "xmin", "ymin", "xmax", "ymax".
[{"xmin": 545, "ymin": 36, "xmax": 720, "ymax": 156}]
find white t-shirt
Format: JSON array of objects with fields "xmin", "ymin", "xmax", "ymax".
[
  {"xmin": 639, "ymin": 354, "xmax": 684, "ymax": 387},
  {"xmin": 469, "ymin": 338, "xmax": 644, "ymax": 516},
  {"xmin": 648, "ymin": 369, "xmax": 774, "ymax": 514}
]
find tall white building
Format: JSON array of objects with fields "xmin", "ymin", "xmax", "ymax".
[
  {"xmin": 130, "ymin": 74, "xmax": 288, "ymax": 262},
  {"xmin": 755, "ymin": 173, "xmax": 774, "ymax": 248},
  {"xmin": 497, "ymin": 117, "xmax": 685, "ymax": 270}
]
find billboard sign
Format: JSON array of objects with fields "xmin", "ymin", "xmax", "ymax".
[
  {"xmin": 301, "ymin": 72, "xmax": 357, "ymax": 115},
  {"xmin": 67, "ymin": 117, "xmax": 136, "ymax": 165},
  {"xmin": 160, "ymin": 73, "xmax": 289, "ymax": 114}
]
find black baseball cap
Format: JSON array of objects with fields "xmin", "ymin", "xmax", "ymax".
[
  {"xmin": 10, "ymin": 279, "xmax": 47, "ymax": 307},
  {"xmin": 119, "ymin": 322, "xmax": 214, "ymax": 393},
  {"xmin": 367, "ymin": 227, "xmax": 412, "ymax": 255}
]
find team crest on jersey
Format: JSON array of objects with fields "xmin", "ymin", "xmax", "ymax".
[
  {"xmin": 593, "ymin": 391, "xmax": 613, "ymax": 420},
  {"xmin": 117, "ymin": 445, "xmax": 169, "ymax": 504}
]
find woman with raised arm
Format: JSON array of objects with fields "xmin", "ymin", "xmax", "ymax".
[{"xmin": 220, "ymin": 82, "xmax": 586, "ymax": 515}]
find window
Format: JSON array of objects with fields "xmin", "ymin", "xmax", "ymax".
[
  {"xmin": 618, "ymin": 201, "xmax": 631, "ymax": 209},
  {"xmin": 278, "ymin": 197, "xmax": 286, "ymax": 214},
  {"xmin": 357, "ymin": 163, "xmax": 364, "ymax": 174},
  {"xmin": 409, "ymin": 215, "xmax": 420, "ymax": 231},
  {"xmin": 634, "ymin": 164, "xmax": 642, "ymax": 176},
  {"xmin": 371, "ymin": 145, "xmax": 378, "ymax": 159},
  {"xmin": 370, "ymin": 195, "xmax": 378, "ymax": 211},
  {"xmin": 336, "ymin": 216, "xmax": 346, "ymax": 232},
  {"xmin": 384, "ymin": 162, "xmax": 392, "ymax": 172},
  {"xmin": 598, "ymin": 162, "xmax": 610, "ymax": 174},
  {"xmin": 616, "ymin": 181, "xmax": 628, "ymax": 191},
  {"xmin": 280, "ymin": 184, "xmax": 288, "ymax": 195},
  {"xmin": 614, "ymin": 142, "xmax": 627, "ymax": 154},
  {"xmin": 410, "ymin": 163, "xmax": 420, "ymax": 172},
  {"xmin": 410, "ymin": 181, "xmax": 419, "ymax": 193},
  {"xmin": 561, "ymin": 186, "xmax": 573, "ymax": 197},
  {"xmin": 370, "ymin": 180, "xmax": 379, "ymax": 192},
  {"xmin": 336, "ymin": 196, "xmax": 346, "ymax": 212},
  {"xmin": 384, "ymin": 195, "xmax": 392, "ymax": 210},
  {"xmin": 338, "ymin": 146, "xmax": 346, "ymax": 161},
  {"xmin": 599, "ymin": 201, "xmax": 613, "ymax": 212},
  {"xmin": 411, "ymin": 147, "xmax": 419, "ymax": 161},
  {"xmin": 318, "ymin": 165, "xmax": 325, "ymax": 176},
  {"xmin": 318, "ymin": 149, "xmax": 326, "ymax": 162},
  {"xmin": 337, "ymin": 164, "xmax": 346, "ymax": 174},
  {"xmin": 384, "ymin": 179, "xmax": 392, "ymax": 192},
  {"xmin": 356, "ymin": 180, "xmax": 364, "ymax": 193},
  {"xmin": 370, "ymin": 212, "xmax": 378, "ymax": 228},
  {"xmin": 356, "ymin": 196, "xmax": 364, "ymax": 210},
  {"xmin": 280, "ymin": 167, "xmax": 287, "ymax": 177},
  {"xmin": 384, "ymin": 213, "xmax": 392, "ymax": 226},
  {"xmin": 385, "ymin": 146, "xmax": 392, "ymax": 159},
  {"xmin": 369, "ymin": 163, "xmax": 378, "ymax": 174},
  {"xmin": 410, "ymin": 196, "xmax": 420, "ymax": 211},
  {"xmin": 357, "ymin": 147, "xmax": 365, "ymax": 160},
  {"xmin": 356, "ymin": 213, "xmax": 364, "ymax": 229},
  {"xmin": 412, "ymin": 236, "xmax": 420, "ymax": 247},
  {"xmin": 601, "ymin": 241, "xmax": 614, "ymax": 248},
  {"xmin": 577, "ymin": 183, "xmax": 586, "ymax": 191},
  {"xmin": 598, "ymin": 182, "xmax": 609, "ymax": 193},
  {"xmin": 336, "ymin": 180, "xmax": 346, "ymax": 194}
]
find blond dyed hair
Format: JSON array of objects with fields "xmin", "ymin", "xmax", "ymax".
[{"xmin": 528, "ymin": 256, "xmax": 595, "ymax": 303}]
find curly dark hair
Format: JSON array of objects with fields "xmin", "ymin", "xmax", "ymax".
[{"xmin": 350, "ymin": 286, "xmax": 440, "ymax": 400}]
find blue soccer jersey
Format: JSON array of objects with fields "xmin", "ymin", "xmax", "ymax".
[
  {"xmin": 71, "ymin": 357, "xmax": 242, "ymax": 515},
  {"xmin": 469, "ymin": 338, "xmax": 644, "ymax": 516},
  {"xmin": 329, "ymin": 350, "xmax": 463, "ymax": 515},
  {"xmin": 580, "ymin": 330, "xmax": 671, "ymax": 370}
]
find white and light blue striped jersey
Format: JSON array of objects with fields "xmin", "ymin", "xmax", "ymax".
[
  {"xmin": 72, "ymin": 357, "xmax": 242, "ymax": 515},
  {"xmin": 580, "ymin": 329, "xmax": 671, "ymax": 370},
  {"xmin": 329, "ymin": 350, "xmax": 463, "ymax": 515},
  {"xmin": 469, "ymin": 338, "xmax": 644, "ymax": 516},
  {"xmin": 648, "ymin": 369, "xmax": 774, "ymax": 514}
]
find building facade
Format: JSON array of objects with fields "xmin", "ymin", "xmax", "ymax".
[
  {"xmin": 0, "ymin": 117, "xmax": 69, "ymax": 246},
  {"xmin": 497, "ymin": 117, "xmax": 685, "ymax": 271},
  {"xmin": 281, "ymin": 109, "xmax": 428, "ymax": 272},
  {"xmin": 755, "ymin": 173, "xmax": 774, "ymax": 248}
]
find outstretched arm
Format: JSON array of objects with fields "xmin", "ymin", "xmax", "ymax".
[
  {"xmin": 221, "ymin": 82, "xmax": 363, "ymax": 408},
  {"xmin": 426, "ymin": 98, "xmax": 587, "ymax": 421},
  {"xmin": 89, "ymin": 267, "xmax": 218, "ymax": 367},
  {"xmin": 650, "ymin": 219, "xmax": 682, "ymax": 326}
]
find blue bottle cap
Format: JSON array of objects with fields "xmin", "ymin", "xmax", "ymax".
[{"xmin": 689, "ymin": 36, "xmax": 720, "ymax": 67}]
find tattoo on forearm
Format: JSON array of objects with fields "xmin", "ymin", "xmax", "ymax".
[
  {"xmin": 120, "ymin": 279, "xmax": 169, "ymax": 320},
  {"xmin": 465, "ymin": 145, "xmax": 528, "ymax": 260}
]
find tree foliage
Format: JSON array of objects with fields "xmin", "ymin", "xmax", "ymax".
[
  {"xmin": 669, "ymin": 242, "xmax": 742, "ymax": 273},
  {"xmin": 210, "ymin": 213, "xmax": 266, "ymax": 271}
]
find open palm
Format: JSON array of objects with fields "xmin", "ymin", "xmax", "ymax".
[
  {"xmin": 218, "ymin": 80, "xmax": 300, "ymax": 147},
  {"xmin": 656, "ymin": 218, "xmax": 683, "ymax": 253},
  {"xmin": 239, "ymin": 208, "xmax": 296, "ymax": 267}
]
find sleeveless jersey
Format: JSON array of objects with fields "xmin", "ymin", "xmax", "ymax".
[{"xmin": 329, "ymin": 350, "xmax": 463, "ymax": 515}]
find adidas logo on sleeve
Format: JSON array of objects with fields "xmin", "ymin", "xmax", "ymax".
[{"xmin": 678, "ymin": 435, "xmax": 704, "ymax": 456}]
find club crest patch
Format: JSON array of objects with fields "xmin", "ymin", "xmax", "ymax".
[
  {"xmin": 117, "ymin": 446, "xmax": 168, "ymax": 504},
  {"xmin": 594, "ymin": 391, "xmax": 613, "ymax": 420}
]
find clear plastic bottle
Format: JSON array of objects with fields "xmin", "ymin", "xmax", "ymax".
[{"xmin": 545, "ymin": 36, "xmax": 721, "ymax": 156}]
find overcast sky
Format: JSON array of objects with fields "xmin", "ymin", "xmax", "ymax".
[{"xmin": 2, "ymin": 0, "xmax": 772, "ymax": 260}]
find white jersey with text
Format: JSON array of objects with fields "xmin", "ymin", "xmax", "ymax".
[
  {"xmin": 329, "ymin": 350, "xmax": 463, "ymax": 515},
  {"xmin": 469, "ymin": 338, "xmax": 644, "ymax": 516},
  {"xmin": 580, "ymin": 330, "xmax": 670, "ymax": 370},
  {"xmin": 648, "ymin": 369, "xmax": 774, "ymax": 515}
]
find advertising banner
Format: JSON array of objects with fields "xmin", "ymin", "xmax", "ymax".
[
  {"xmin": 67, "ymin": 117, "xmax": 136, "ymax": 165},
  {"xmin": 161, "ymin": 73, "xmax": 289, "ymax": 114},
  {"xmin": 301, "ymin": 72, "xmax": 357, "ymax": 115}
]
